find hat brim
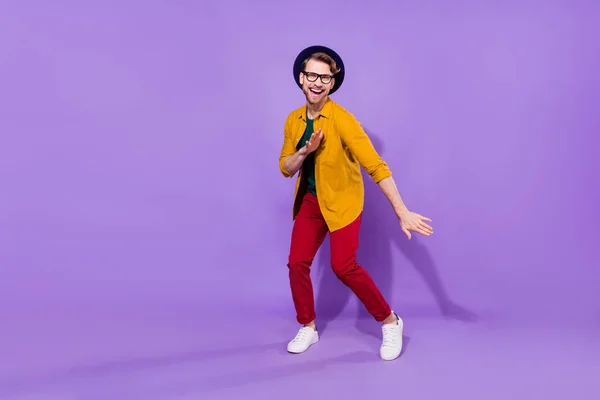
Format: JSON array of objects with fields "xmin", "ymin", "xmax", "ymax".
[{"xmin": 293, "ymin": 45, "xmax": 345, "ymax": 95}]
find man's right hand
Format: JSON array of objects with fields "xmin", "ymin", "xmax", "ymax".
[
  {"xmin": 302, "ymin": 128, "xmax": 323, "ymax": 154},
  {"xmin": 283, "ymin": 129, "xmax": 323, "ymax": 177}
]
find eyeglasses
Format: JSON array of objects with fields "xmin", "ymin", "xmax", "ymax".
[{"xmin": 302, "ymin": 71, "xmax": 334, "ymax": 84}]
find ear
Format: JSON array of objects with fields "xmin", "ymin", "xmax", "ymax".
[{"xmin": 299, "ymin": 73, "xmax": 304, "ymax": 85}]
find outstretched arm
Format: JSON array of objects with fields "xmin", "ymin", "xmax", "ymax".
[
  {"xmin": 377, "ymin": 176, "xmax": 409, "ymax": 217},
  {"xmin": 377, "ymin": 176, "xmax": 433, "ymax": 238},
  {"xmin": 337, "ymin": 112, "xmax": 433, "ymax": 239}
]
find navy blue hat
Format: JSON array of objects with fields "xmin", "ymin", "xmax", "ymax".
[{"xmin": 293, "ymin": 45, "xmax": 345, "ymax": 95}]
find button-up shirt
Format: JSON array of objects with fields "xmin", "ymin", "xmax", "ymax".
[{"xmin": 279, "ymin": 97, "xmax": 392, "ymax": 232}]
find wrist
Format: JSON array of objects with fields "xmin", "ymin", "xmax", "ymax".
[{"xmin": 395, "ymin": 207, "xmax": 409, "ymax": 219}]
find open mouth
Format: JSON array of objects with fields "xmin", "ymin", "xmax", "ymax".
[{"xmin": 309, "ymin": 88, "xmax": 323, "ymax": 95}]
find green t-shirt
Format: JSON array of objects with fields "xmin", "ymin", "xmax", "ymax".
[{"xmin": 297, "ymin": 117, "xmax": 316, "ymax": 196}]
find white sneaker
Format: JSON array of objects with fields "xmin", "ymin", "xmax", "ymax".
[
  {"xmin": 287, "ymin": 326, "xmax": 319, "ymax": 354},
  {"xmin": 380, "ymin": 311, "xmax": 403, "ymax": 361}
]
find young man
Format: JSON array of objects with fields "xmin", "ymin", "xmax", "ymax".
[{"xmin": 279, "ymin": 45, "xmax": 434, "ymax": 361}]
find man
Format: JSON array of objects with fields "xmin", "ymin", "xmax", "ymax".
[{"xmin": 278, "ymin": 45, "xmax": 433, "ymax": 361}]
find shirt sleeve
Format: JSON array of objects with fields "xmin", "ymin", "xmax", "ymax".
[
  {"xmin": 335, "ymin": 110, "xmax": 392, "ymax": 183},
  {"xmin": 279, "ymin": 115, "xmax": 296, "ymax": 178}
]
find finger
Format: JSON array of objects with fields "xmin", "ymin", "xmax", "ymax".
[
  {"xmin": 418, "ymin": 226, "xmax": 433, "ymax": 235},
  {"xmin": 413, "ymin": 227, "xmax": 429, "ymax": 236},
  {"xmin": 417, "ymin": 222, "xmax": 432, "ymax": 232},
  {"xmin": 416, "ymin": 214, "xmax": 432, "ymax": 222},
  {"xmin": 410, "ymin": 224, "xmax": 431, "ymax": 236},
  {"xmin": 419, "ymin": 222, "xmax": 433, "ymax": 232},
  {"xmin": 402, "ymin": 227, "xmax": 411, "ymax": 240}
]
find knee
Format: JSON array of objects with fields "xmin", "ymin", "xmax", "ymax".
[
  {"xmin": 331, "ymin": 256, "xmax": 357, "ymax": 278},
  {"xmin": 288, "ymin": 257, "xmax": 311, "ymax": 273}
]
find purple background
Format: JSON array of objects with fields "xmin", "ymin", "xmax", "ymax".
[{"xmin": 1, "ymin": 0, "xmax": 599, "ymax": 399}]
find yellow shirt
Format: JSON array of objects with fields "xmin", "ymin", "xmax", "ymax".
[{"xmin": 278, "ymin": 97, "xmax": 392, "ymax": 232}]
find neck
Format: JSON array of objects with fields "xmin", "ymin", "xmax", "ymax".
[{"xmin": 306, "ymin": 98, "xmax": 327, "ymax": 119}]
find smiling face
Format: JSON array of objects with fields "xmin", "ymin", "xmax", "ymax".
[{"xmin": 299, "ymin": 53, "xmax": 339, "ymax": 107}]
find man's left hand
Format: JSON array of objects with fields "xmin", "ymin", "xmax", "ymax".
[{"xmin": 399, "ymin": 211, "xmax": 433, "ymax": 240}]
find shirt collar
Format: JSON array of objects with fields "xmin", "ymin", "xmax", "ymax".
[{"xmin": 298, "ymin": 97, "xmax": 332, "ymax": 121}]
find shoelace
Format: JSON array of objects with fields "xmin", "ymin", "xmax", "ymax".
[
  {"xmin": 381, "ymin": 324, "xmax": 398, "ymax": 347},
  {"xmin": 292, "ymin": 327, "xmax": 312, "ymax": 342}
]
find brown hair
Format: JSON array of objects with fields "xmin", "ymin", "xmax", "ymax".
[{"xmin": 302, "ymin": 52, "xmax": 341, "ymax": 75}]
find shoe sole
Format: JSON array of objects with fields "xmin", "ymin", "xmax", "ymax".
[
  {"xmin": 380, "ymin": 349, "xmax": 402, "ymax": 361},
  {"xmin": 287, "ymin": 336, "xmax": 319, "ymax": 354}
]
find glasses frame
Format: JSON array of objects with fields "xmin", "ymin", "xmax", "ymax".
[{"xmin": 302, "ymin": 71, "xmax": 334, "ymax": 84}]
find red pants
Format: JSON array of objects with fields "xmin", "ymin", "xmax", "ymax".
[{"xmin": 287, "ymin": 193, "xmax": 392, "ymax": 324}]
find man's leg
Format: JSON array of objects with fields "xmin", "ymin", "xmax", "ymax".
[
  {"xmin": 286, "ymin": 193, "xmax": 328, "ymax": 353},
  {"xmin": 329, "ymin": 213, "xmax": 404, "ymax": 361}
]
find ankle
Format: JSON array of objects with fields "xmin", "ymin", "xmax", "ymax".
[
  {"xmin": 304, "ymin": 321, "xmax": 317, "ymax": 331},
  {"xmin": 382, "ymin": 312, "xmax": 398, "ymax": 325}
]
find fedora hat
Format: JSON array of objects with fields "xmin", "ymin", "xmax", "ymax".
[{"xmin": 293, "ymin": 45, "xmax": 345, "ymax": 95}]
